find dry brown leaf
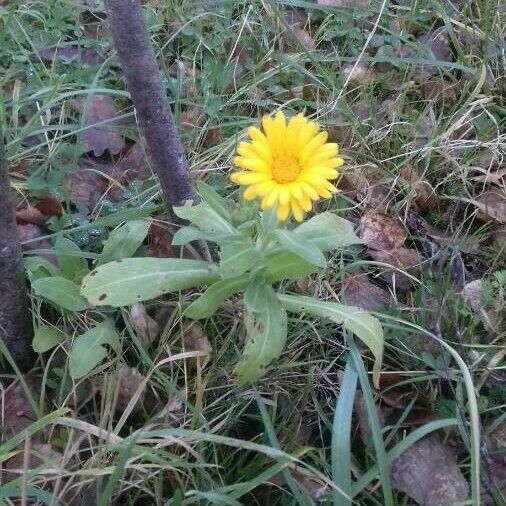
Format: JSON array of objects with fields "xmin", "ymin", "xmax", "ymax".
[
  {"xmin": 485, "ymin": 421, "xmax": 506, "ymax": 503},
  {"xmin": 79, "ymin": 94, "xmax": 124, "ymax": 156},
  {"xmin": 147, "ymin": 220, "xmax": 179, "ymax": 258},
  {"xmin": 469, "ymin": 168, "xmax": 506, "ymax": 186},
  {"xmin": 474, "ymin": 192, "xmax": 506, "ymax": 223},
  {"xmin": 360, "ymin": 212, "xmax": 408, "ymax": 251},
  {"xmin": 69, "ymin": 166, "xmax": 109, "ymax": 209},
  {"xmin": 1, "ymin": 380, "xmax": 36, "ymax": 437},
  {"xmin": 391, "ymin": 434, "xmax": 468, "ymax": 505},
  {"xmin": 292, "ymin": 26, "xmax": 315, "ymax": 50},
  {"xmin": 182, "ymin": 321, "xmax": 212, "ymax": 369},
  {"xmin": 368, "ymin": 247, "xmax": 421, "ymax": 290},
  {"xmin": 16, "ymin": 206, "xmax": 47, "ymax": 225},
  {"xmin": 130, "ymin": 302, "xmax": 160, "ymax": 347},
  {"xmin": 34, "ymin": 196, "xmax": 63, "ymax": 217},
  {"xmin": 270, "ymin": 468, "xmax": 327, "ymax": 498},
  {"xmin": 399, "ymin": 166, "xmax": 438, "ymax": 212},
  {"xmin": 417, "ymin": 27, "xmax": 453, "ymax": 78},
  {"xmin": 112, "ymin": 365, "xmax": 147, "ymax": 413},
  {"xmin": 495, "ymin": 227, "xmax": 506, "ymax": 252},
  {"xmin": 338, "ymin": 170, "xmax": 390, "ymax": 211},
  {"xmin": 463, "ymin": 279, "xmax": 482, "ymax": 312},
  {"xmin": 342, "ymin": 273, "xmax": 391, "ymax": 310},
  {"xmin": 342, "ymin": 63, "xmax": 377, "ymax": 85}
]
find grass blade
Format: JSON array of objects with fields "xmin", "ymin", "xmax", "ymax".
[{"xmin": 331, "ymin": 356, "xmax": 358, "ymax": 506}]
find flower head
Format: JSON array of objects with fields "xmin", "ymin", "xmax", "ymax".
[{"xmin": 231, "ymin": 111, "xmax": 344, "ymax": 221}]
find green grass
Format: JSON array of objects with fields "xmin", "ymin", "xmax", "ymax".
[{"xmin": 1, "ymin": 0, "xmax": 505, "ymax": 504}]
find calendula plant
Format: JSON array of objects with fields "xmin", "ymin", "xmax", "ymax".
[{"xmin": 80, "ymin": 112, "xmax": 384, "ymax": 384}]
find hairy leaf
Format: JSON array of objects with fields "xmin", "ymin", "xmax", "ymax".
[
  {"xmin": 275, "ymin": 229, "xmax": 327, "ymax": 267},
  {"xmin": 81, "ymin": 258, "xmax": 219, "ymax": 306},
  {"xmin": 265, "ymin": 251, "xmax": 317, "ymax": 282},
  {"xmin": 32, "ymin": 325, "xmax": 65, "ymax": 353},
  {"xmin": 219, "ymin": 240, "xmax": 261, "ymax": 278},
  {"xmin": 196, "ymin": 180, "xmax": 232, "ymax": 222},
  {"xmin": 99, "ymin": 219, "xmax": 151, "ymax": 265},
  {"xmin": 55, "ymin": 236, "xmax": 89, "ymax": 282},
  {"xmin": 32, "ymin": 277, "xmax": 90, "ymax": 311},
  {"xmin": 278, "ymin": 293, "xmax": 383, "ymax": 387},
  {"xmin": 235, "ymin": 287, "xmax": 288, "ymax": 384},
  {"xmin": 70, "ymin": 320, "xmax": 120, "ymax": 379}
]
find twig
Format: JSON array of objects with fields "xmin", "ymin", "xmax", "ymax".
[
  {"xmin": 104, "ymin": 0, "xmax": 197, "ymax": 209},
  {"xmin": 0, "ymin": 127, "xmax": 34, "ymax": 371}
]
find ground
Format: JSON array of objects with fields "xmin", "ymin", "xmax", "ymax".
[{"xmin": 0, "ymin": 0, "xmax": 505, "ymax": 504}]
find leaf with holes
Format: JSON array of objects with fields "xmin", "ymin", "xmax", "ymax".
[
  {"xmin": 33, "ymin": 277, "xmax": 90, "ymax": 311},
  {"xmin": 98, "ymin": 220, "xmax": 151, "ymax": 265},
  {"xmin": 278, "ymin": 293, "xmax": 384, "ymax": 387},
  {"xmin": 69, "ymin": 320, "xmax": 121, "ymax": 379},
  {"xmin": 81, "ymin": 258, "xmax": 219, "ymax": 306},
  {"xmin": 235, "ymin": 287, "xmax": 287, "ymax": 384}
]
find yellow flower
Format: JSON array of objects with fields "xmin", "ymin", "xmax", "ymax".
[{"xmin": 231, "ymin": 111, "xmax": 344, "ymax": 221}]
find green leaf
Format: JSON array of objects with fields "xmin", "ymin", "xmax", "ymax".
[
  {"xmin": 185, "ymin": 275, "xmax": 248, "ymax": 319},
  {"xmin": 243, "ymin": 278, "xmax": 270, "ymax": 314},
  {"xmin": 196, "ymin": 180, "xmax": 232, "ymax": 222},
  {"xmin": 278, "ymin": 293, "xmax": 384, "ymax": 386},
  {"xmin": 32, "ymin": 325, "xmax": 65, "ymax": 353},
  {"xmin": 24, "ymin": 256, "xmax": 61, "ymax": 282},
  {"xmin": 293, "ymin": 212, "xmax": 362, "ymax": 251},
  {"xmin": 172, "ymin": 226, "xmax": 207, "ymax": 246},
  {"xmin": 219, "ymin": 240, "xmax": 261, "ymax": 279},
  {"xmin": 81, "ymin": 258, "xmax": 219, "ymax": 307},
  {"xmin": 264, "ymin": 251, "xmax": 317, "ymax": 283},
  {"xmin": 54, "ymin": 236, "xmax": 89, "ymax": 282},
  {"xmin": 173, "ymin": 201, "xmax": 239, "ymax": 243},
  {"xmin": 98, "ymin": 220, "xmax": 151, "ymax": 265},
  {"xmin": 260, "ymin": 207, "xmax": 279, "ymax": 232},
  {"xmin": 275, "ymin": 229, "xmax": 327, "ymax": 267},
  {"xmin": 235, "ymin": 287, "xmax": 287, "ymax": 384},
  {"xmin": 32, "ymin": 277, "xmax": 90, "ymax": 311},
  {"xmin": 69, "ymin": 320, "xmax": 120, "ymax": 379}
]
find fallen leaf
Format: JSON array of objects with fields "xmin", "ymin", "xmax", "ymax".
[
  {"xmin": 338, "ymin": 170, "xmax": 390, "ymax": 211},
  {"xmin": 474, "ymin": 192, "xmax": 506, "ymax": 223},
  {"xmin": 182, "ymin": 321, "xmax": 212, "ymax": 369},
  {"xmin": 342, "ymin": 63, "xmax": 377, "ymax": 85},
  {"xmin": 399, "ymin": 166, "xmax": 438, "ymax": 212},
  {"xmin": 112, "ymin": 365, "xmax": 147, "ymax": 413},
  {"xmin": 1, "ymin": 379, "xmax": 36, "ymax": 437},
  {"xmin": 69, "ymin": 166, "xmax": 109, "ymax": 209},
  {"xmin": 34, "ymin": 196, "xmax": 63, "ymax": 217},
  {"xmin": 291, "ymin": 26, "xmax": 315, "ymax": 50},
  {"xmin": 16, "ymin": 223, "xmax": 55, "ymax": 263},
  {"xmin": 360, "ymin": 212, "xmax": 408, "ymax": 251},
  {"xmin": 147, "ymin": 220, "xmax": 179, "ymax": 258},
  {"xmin": 495, "ymin": 227, "xmax": 506, "ymax": 252},
  {"xmin": 271, "ymin": 467, "xmax": 327, "ymax": 498},
  {"xmin": 16, "ymin": 206, "xmax": 47, "ymax": 225},
  {"xmin": 391, "ymin": 434, "xmax": 469, "ymax": 505},
  {"xmin": 485, "ymin": 421, "xmax": 506, "ymax": 503},
  {"xmin": 79, "ymin": 95, "xmax": 124, "ymax": 156},
  {"xmin": 418, "ymin": 27, "xmax": 453, "ymax": 77},
  {"xmin": 355, "ymin": 394, "xmax": 389, "ymax": 444},
  {"xmin": 342, "ymin": 273, "xmax": 391, "ymax": 310},
  {"xmin": 38, "ymin": 45, "xmax": 103, "ymax": 66},
  {"xmin": 470, "ymin": 168, "xmax": 506, "ymax": 186},
  {"xmin": 368, "ymin": 247, "xmax": 421, "ymax": 290},
  {"xmin": 130, "ymin": 302, "xmax": 160, "ymax": 347},
  {"xmin": 463, "ymin": 279, "xmax": 482, "ymax": 312}
]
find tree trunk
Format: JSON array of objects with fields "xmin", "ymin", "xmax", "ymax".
[
  {"xmin": 104, "ymin": 0, "xmax": 197, "ymax": 209},
  {"xmin": 0, "ymin": 130, "xmax": 34, "ymax": 371}
]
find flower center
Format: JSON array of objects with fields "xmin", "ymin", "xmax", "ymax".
[{"xmin": 271, "ymin": 154, "xmax": 302, "ymax": 183}]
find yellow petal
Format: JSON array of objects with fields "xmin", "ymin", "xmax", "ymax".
[
  {"xmin": 286, "ymin": 114, "xmax": 306, "ymax": 147},
  {"xmin": 300, "ymin": 131, "xmax": 329, "ymax": 165},
  {"xmin": 243, "ymin": 184, "xmax": 259, "ymax": 200},
  {"xmin": 310, "ymin": 167, "xmax": 339, "ymax": 180},
  {"xmin": 291, "ymin": 199, "xmax": 304, "ymax": 222},
  {"xmin": 251, "ymin": 140, "xmax": 272, "ymax": 162},
  {"xmin": 299, "ymin": 181, "xmax": 319, "ymax": 200},
  {"xmin": 324, "ymin": 181, "xmax": 338, "ymax": 193},
  {"xmin": 305, "ymin": 145, "xmax": 339, "ymax": 167},
  {"xmin": 277, "ymin": 203, "xmax": 290, "ymax": 221},
  {"xmin": 231, "ymin": 171, "xmax": 269, "ymax": 185},
  {"xmin": 289, "ymin": 182, "xmax": 304, "ymax": 200},
  {"xmin": 261, "ymin": 115, "xmax": 277, "ymax": 146},
  {"xmin": 263, "ymin": 187, "xmax": 280, "ymax": 208},
  {"xmin": 278, "ymin": 185, "xmax": 290, "ymax": 205},
  {"xmin": 237, "ymin": 142, "xmax": 255, "ymax": 158},
  {"xmin": 234, "ymin": 156, "xmax": 269, "ymax": 173},
  {"xmin": 298, "ymin": 120, "xmax": 319, "ymax": 147},
  {"xmin": 256, "ymin": 180, "xmax": 276, "ymax": 196},
  {"xmin": 297, "ymin": 193, "xmax": 313, "ymax": 212},
  {"xmin": 247, "ymin": 126, "xmax": 269, "ymax": 146},
  {"xmin": 272, "ymin": 111, "xmax": 287, "ymax": 146},
  {"xmin": 312, "ymin": 157, "xmax": 344, "ymax": 170}
]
